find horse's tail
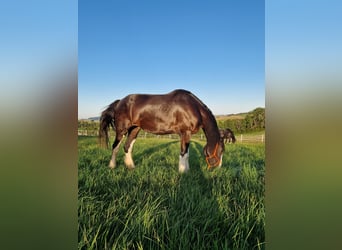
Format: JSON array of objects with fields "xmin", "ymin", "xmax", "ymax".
[{"xmin": 99, "ymin": 100, "xmax": 120, "ymax": 148}]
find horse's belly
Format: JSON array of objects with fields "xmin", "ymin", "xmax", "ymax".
[
  {"xmin": 140, "ymin": 121, "xmax": 176, "ymax": 135},
  {"xmin": 137, "ymin": 110, "xmax": 200, "ymax": 135}
]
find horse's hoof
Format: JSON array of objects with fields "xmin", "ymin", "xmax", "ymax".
[
  {"xmin": 125, "ymin": 163, "xmax": 135, "ymax": 170},
  {"xmin": 108, "ymin": 161, "xmax": 116, "ymax": 169},
  {"xmin": 178, "ymin": 167, "xmax": 189, "ymax": 174}
]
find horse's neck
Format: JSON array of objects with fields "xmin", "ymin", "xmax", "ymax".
[
  {"xmin": 187, "ymin": 92, "xmax": 220, "ymax": 146},
  {"xmin": 202, "ymin": 115, "xmax": 220, "ymax": 146}
]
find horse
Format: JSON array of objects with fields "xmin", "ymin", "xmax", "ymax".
[
  {"xmin": 99, "ymin": 89, "xmax": 225, "ymax": 173},
  {"xmin": 219, "ymin": 128, "xmax": 236, "ymax": 144}
]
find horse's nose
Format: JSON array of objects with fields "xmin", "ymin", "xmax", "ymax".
[
  {"xmin": 207, "ymin": 157, "xmax": 221, "ymax": 169},
  {"xmin": 207, "ymin": 158, "xmax": 217, "ymax": 166}
]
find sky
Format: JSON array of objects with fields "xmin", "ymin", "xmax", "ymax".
[{"xmin": 78, "ymin": 0, "xmax": 264, "ymax": 119}]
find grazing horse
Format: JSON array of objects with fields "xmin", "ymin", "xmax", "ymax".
[
  {"xmin": 219, "ymin": 128, "xmax": 236, "ymax": 144},
  {"xmin": 99, "ymin": 89, "xmax": 224, "ymax": 173}
]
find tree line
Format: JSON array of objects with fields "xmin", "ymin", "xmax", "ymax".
[{"xmin": 217, "ymin": 107, "xmax": 265, "ymax": 133}]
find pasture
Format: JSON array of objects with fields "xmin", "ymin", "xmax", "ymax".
[{"xmin": 78, "ymin": 136, "xmax": 265, "ymax": 249}]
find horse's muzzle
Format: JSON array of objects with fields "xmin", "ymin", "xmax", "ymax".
[{"xmin": 206, "ymin": 154, "xmax": 222, "ymax": 170}]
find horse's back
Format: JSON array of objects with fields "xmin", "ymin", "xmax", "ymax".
[
  {"xmin": 113, "ymin": 89, "xmax": 205, "ymax": 122},
  {"xmin": 168, "ymin": 89, "xmax": 192, "ymax": 96}
]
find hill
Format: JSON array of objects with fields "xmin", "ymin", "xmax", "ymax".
[{"xmin": 215, "ymin": 113, "xmax": 247, "ymax": 121}]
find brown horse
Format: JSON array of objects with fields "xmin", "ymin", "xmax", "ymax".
[
  {"xmin": 99, "ymin": 89, "xmax": 224, "ymax": 173},
  {"xmin": 219, "ymin": 128, "xmax": 236, "ymax": 144}
]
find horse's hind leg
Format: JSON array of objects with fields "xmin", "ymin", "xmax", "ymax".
[
  {"xmin": 109, "ymin": 132, "xmax": 124, "ymax": 168},
  {"xmin": 124, "ymin": 126, "xmax": 141, "ymax": 169}
]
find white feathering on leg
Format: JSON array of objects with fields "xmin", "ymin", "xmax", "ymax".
[
  {"xmin": 178, "ymin": 151, "xmax": 189, "ymax": 173},
  {"xmin": 109, "ymin": 140, "xmax": 122, "ymax": 168},
  {"xmin": 109, "ymin": 159, "xmax": 116, "ymax": 168},
  {"xmin": 124, "ymin": 139, "xmax": 136, "ymax": 169}
]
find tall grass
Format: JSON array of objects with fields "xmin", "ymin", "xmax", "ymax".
[{"xmin": 78, "ymin": 136, "xmax": 265, "ymax": 249}]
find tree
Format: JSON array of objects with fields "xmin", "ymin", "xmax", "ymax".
[{"xmin": 244, "ymin": 108, "xmax": 265, "ymax": 131}]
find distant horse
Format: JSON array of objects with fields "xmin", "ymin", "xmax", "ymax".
[
  {"xmin": 219, "ymin": 128, "xmax": 236, "ymax": 144},
  {"xmin": 99, "ymin": 89, "xmax": 224, "ymax": 173}
]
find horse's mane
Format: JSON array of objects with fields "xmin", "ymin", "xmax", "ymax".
[{"xmin": 186, "ymin": 90, "xmax": 216, "ymax": 121}]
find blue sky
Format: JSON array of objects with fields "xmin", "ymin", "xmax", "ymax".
[{"xmin": 79, "ymin": 0, "xmax": 264, "ymax": 119}]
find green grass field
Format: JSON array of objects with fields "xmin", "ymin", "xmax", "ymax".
[{"xmin": 78, "ymin": 136, "xmax": 265, "ymax": 249}]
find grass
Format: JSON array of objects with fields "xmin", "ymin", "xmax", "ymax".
[{"xmin": 78, "ymin": 136, "xmax": 265, "ymax": 249}]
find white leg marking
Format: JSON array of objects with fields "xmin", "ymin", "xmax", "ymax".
[
  {"xmin": 124, "ymin": 139, "xmax": 136, "ymax": 169},
  {"xmin": 109, "ymin": 140, "xmax": 122, "ymax": 168},
  {"xmin": 179, "ymin": 151, "xmax": 190, "ymax": 173}
]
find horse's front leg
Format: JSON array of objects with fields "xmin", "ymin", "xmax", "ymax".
[
  {"xmin": 123, "ymin": 126, "xmax": 140, "ymax": 170},
  {"xmin": 109, "ymin": 132, "xmax": 124, "ymax": 168},
  {"xmin": 179, "ymin": 131, "xmax": 191, "ymax": 173}
]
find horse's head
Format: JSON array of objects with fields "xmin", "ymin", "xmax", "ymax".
[{"xmin": 204, "ymin": 140, "xmax": 225, "ymax": 170}]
